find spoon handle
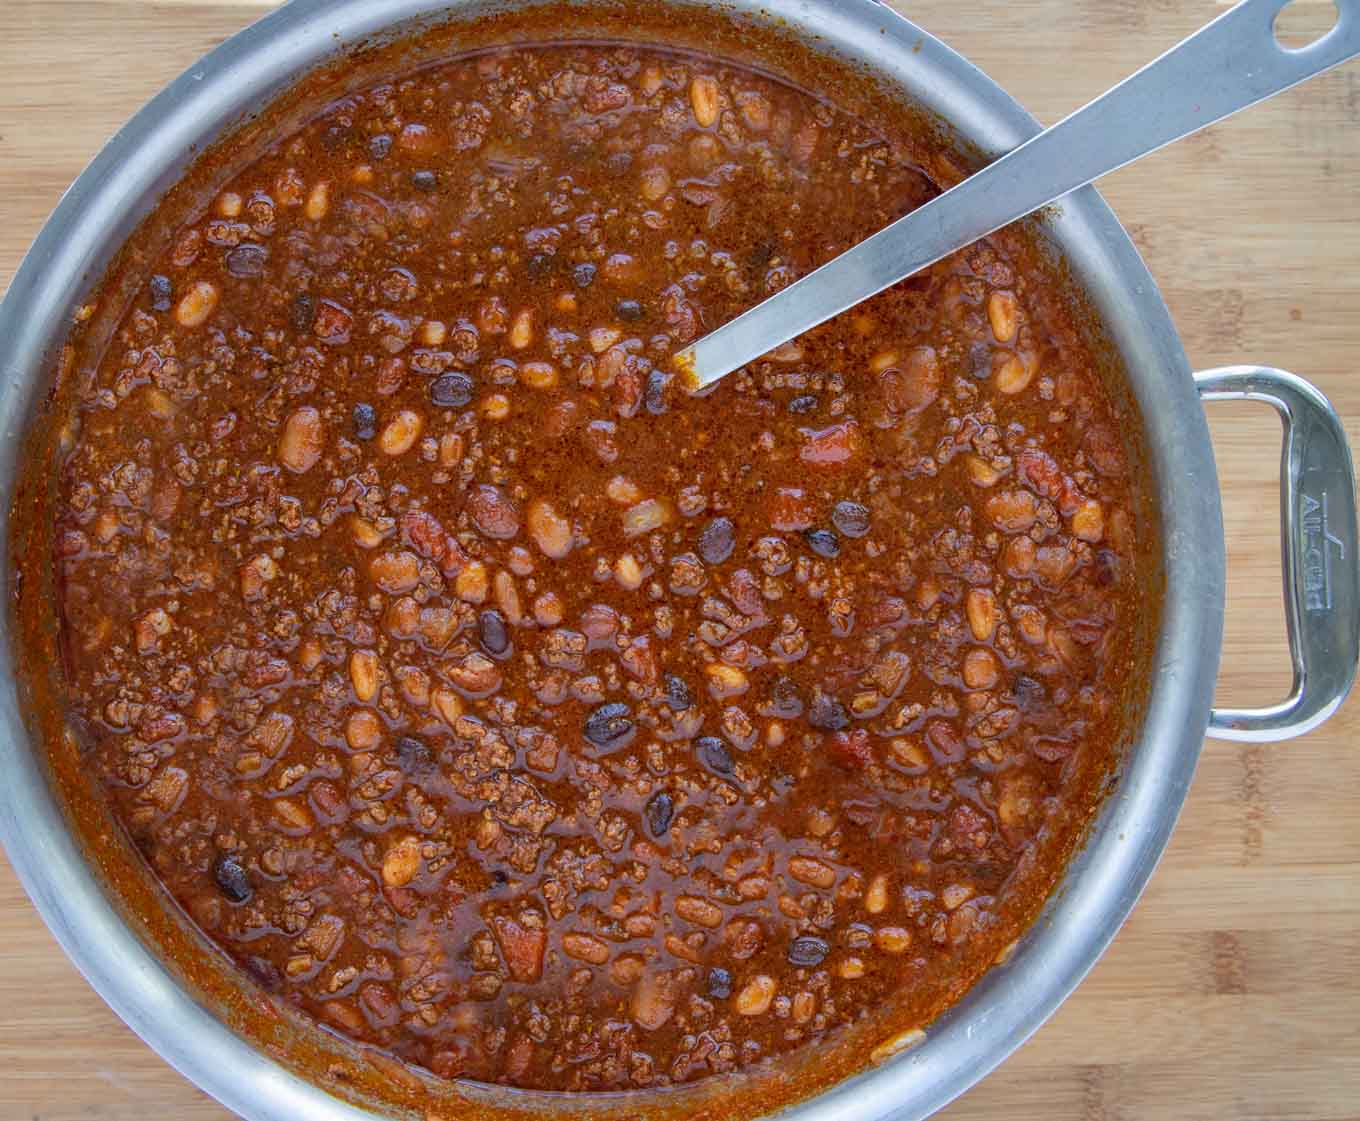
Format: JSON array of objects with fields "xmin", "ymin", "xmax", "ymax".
[{"xmin": 678, "ymin": 0, "xmax": 1360, "ymax": 390}]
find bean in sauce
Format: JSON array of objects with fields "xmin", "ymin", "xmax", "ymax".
[{"xmin": 49, "ymin": 43, "xmax": 1140, "ymax": 1093}]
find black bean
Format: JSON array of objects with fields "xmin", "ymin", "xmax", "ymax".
[
  {"xmin": 213, "ymin": 854, "xmax": 253, "ymax": 904},
  {"xmin": 616, "ymin": 299, "xmax": 644, "ymax": 321},
  {"xmin": 802, "ymin": 528, "xmax": 841, "ymax": 558},
  {"xmin": 788, "ymin": 935, "xmax": 830, "ymax": 967},
  {"xmin": 584, "ymin": 702, "xmax": 635, "ymax": 751},
  {"xmin": 430, "ymin": 371, "xmax": 474, "ymax": 408},
  {"xmin": 645, "ymin": 791, "xmax": 676, "ymax": 837},
  {"xmin": 768, "ymin": 675, "xmax": 803, "ymax": 718},
  {"xmin": 1013, "ymin": 675, "xmax": 1047, "ymax": 711},
  {"xmin": 969, "ymin": 339, "xmax": 994, "ymax": 380},
  {"xmin": 831, "ymin": 500, "xmax": 871, "ymax": 539},
  {"xmin": 707, "ymin": 967, "xmax": 733, "ymax": 1000},
  {"xmin": 411, "ymin": 169, "xmax": 440, "ymax": 192},
  {"xmin": 368, "ymin": 134, "xmax": 393, "ymax": 161},
  {"xmin": 696, "ymin": 736, "xmax": 734, "ymax": 775},
  {"xmin": 149, "ymin": 274, "xmax": 173, "ymax": 312},
  {"xmin": 1095, "ymin": 549, "xmax": 1120, "ymax": 587},
  {"xmin": 526, "ymin": 252, "xmax": 557, "ymax": 279},
  {"xmin": 244, "ymin": 955, "xmax": 283, "ymax": 992},
  {"xmin": 352, "ymin": 402, "xmax": 377, "ymax": 441},
  {"xmin": 573, "ymin": 262, "xmax": 597, "ymax": 288},
  {"xmin": 396, "ymin": 735, "xmax": 434, "ymax": 775},
  {"xmin": 663, "ymin": 673, "xmax": 693, "ymax": 712},
  {"xmin": 746, "ymin": 241, "xmax": 776, "ymax": 272},
  {"xmin": 478, "ymin": 609, "xmax": 511, "ymax": 657},
  {"xmin": 807, "ymin": 690, "xmax": 849, "ymax": 731},
  {"xmin": 698, "ymin": 517, "xmax": 735, "ymax": 565},
  {"xmin": 492, "ymin": 868, "xmax": 509, "ymax": 886},
  {"xmin": 225, "ymin": 243, "xmax": 268, "ymax": 279},
  {"xmin": 788, "ymin": 394, "xmax": 819, "ymax": 414},
  {"xmin": 290, "ymin": 292, "xmax": 316, "ymax": 333},
  {"xmin": 644, "ymin": 369, "xmax": 669, "ymax": 415}
]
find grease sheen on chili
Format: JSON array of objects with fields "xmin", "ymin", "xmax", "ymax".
[{"xmin": 52, "ymin": 43, "xmax": 1141, "ymax": 1092}]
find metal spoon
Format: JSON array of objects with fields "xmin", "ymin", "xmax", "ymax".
[{"xmin": 675, "ymin": 0, "xmax": 1360, "ymax": 391}]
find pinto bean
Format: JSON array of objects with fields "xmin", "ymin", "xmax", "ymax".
[
  {"xmin": 379, "ymin": 410, "xmax": 424, "ymax": 456},
  {"xmin": 279, "ymin": 407, "xmax": 323, "ymax": 473},
  {"xmin": 735, "ymin": 975, "xmax": 776, "ymax": 1015},
  {"xmin": 527, "ymin": 499, "xmax": 572, "ymax": 558},
  {"xmin": 690, "ymin": 75, "xmax": 720, "ymax": 127},
  {"xmin": 175, "ymin": 280, "xmax": 219, "ymax": 328}
]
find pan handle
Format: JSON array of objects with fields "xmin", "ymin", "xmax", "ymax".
[{"xmin": 1196, "ymin": 366, "xmax": 1359, "ymax": 741}]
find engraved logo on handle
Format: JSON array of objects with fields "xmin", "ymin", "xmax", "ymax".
[{"xmin": 1300, "ymin": 491, "xmax": 1344, "ymax": 612}]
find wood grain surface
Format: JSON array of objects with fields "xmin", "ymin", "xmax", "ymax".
[{"xmin": 2, "ymin": 2, "xmax": 1357, "ymax": 1118}]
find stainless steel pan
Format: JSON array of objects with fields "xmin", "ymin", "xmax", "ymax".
[{"xmin": 0, "ymin": 2, "xmax": 1355, "ymax": 1119}]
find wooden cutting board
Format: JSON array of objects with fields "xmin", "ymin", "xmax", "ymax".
[{"xmin": 2, "ymin": 2, "xmax": 1356, "ymax": 1118}]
